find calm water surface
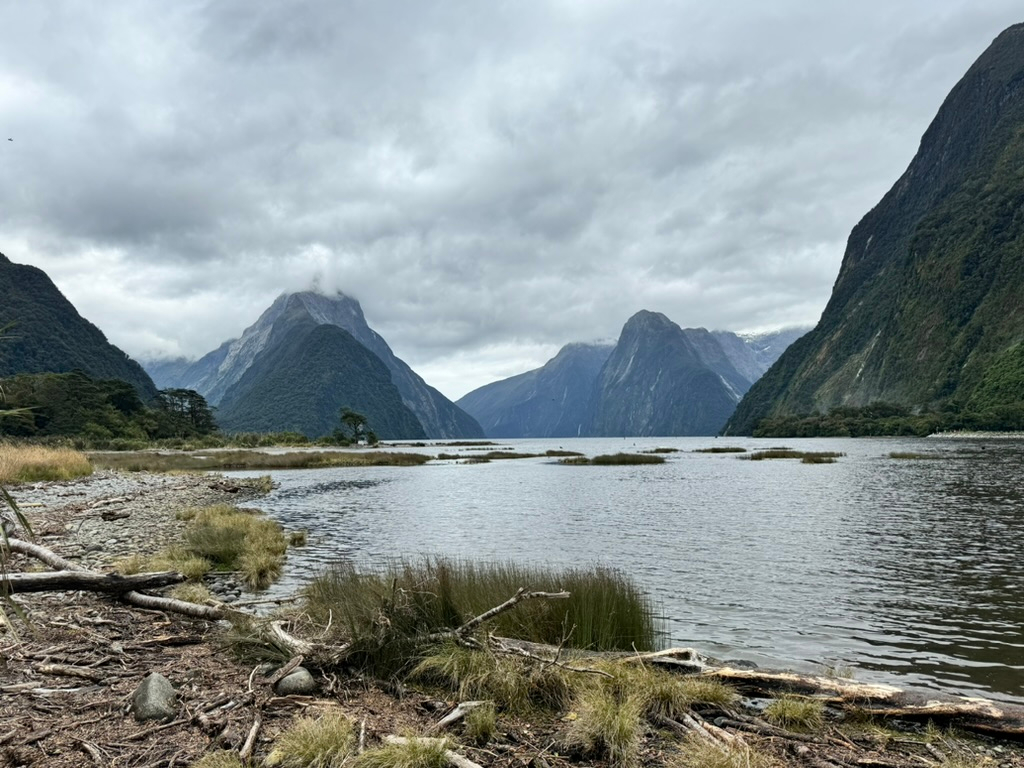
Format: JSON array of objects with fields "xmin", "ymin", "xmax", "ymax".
[{"xmin": 231, "ymin": 436, "xmax": 1024, "ymax": 703}]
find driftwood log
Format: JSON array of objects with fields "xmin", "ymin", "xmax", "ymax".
[
  {"xmin": 705, "ymin": 666, "xmax": 1024, "ymax": 738},
  {"xmin": 3, "ymin": 537, "xmax": 232, "ymax": 621},
  {"xmin": 2, "ymin": 570, "xmax": 184, "ymax": 594}
]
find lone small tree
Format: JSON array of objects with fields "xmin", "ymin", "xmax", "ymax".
[{"xmin": 338, "ymin": 407, "xmax": 369, "ymax": 443}]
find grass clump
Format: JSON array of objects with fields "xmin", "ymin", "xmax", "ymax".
[
  {"xmin": 412, "ymin": 642, "xmax": 572, "ymax": 712},
  {"xmin": 464, "ymin": 701, "xmax": 497, "ymax": 744},
  {"xmin": 747, "ymin": 450, "xmax": 844, "ymax": 461},
  {"xmin": 116, "ymin": 504, "xmax": 287, "ymax": 589},
  {"xmin": 560, "ymin": 453, "xmax": 666, "ymax": 466},
  {"xmin": 353, "ymin": 737, "xmax": 449, "ymax": 768},
  {"xmin": 545, "ymin": 449, "xmax": 584, "ymax": 457},
  {"xmin": 186, "ymin": 504, "xmax": 287, "ymax": 589},
  {"xmin": 693, "ymin": 446, "xmax": 747, "ymax": 453},
  {"xmin": 763, "ymin": 695, "xmax": 825, "ymax": 731},
  {"xmin": 0, "ymin": 444, "xmax": 93, "ymax": 483},
  {"xmin": 643, "ymin": 447, "xmax": 680, "ymax": 454},
  {"xmin": 190, "ymin": 753, "xmax": 245, "ymax": 768},
  {"xmin": 889, "ymin": 451, "xmax": 939, "ymax": 460},
  {"xmin": 565, "ymin": 684, "xmax": 645, "ymax": 768},
  {"xmin": 302, "ymin": 558, "xmax": 660, "ymax": 675},
  {"xmin": 668, "ymin": 737, "xmax": 783, "ymax": 768},
  {"xmin": 266, "ymin": 711, "xmax": 355, "ymax": 768},
  {"xmin": 168, "ymin": 582, "xmax": 213, "ymax": 604}
]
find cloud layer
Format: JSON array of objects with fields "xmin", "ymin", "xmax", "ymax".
[{"xmin": 1, "ymin": 1, "xmax": 1020, "ymax": 398}]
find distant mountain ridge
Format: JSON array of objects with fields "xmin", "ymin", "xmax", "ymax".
[
  {"xmin": 0, "ymin": 252, "xmax": 157, "ymax": 398},
  {"xmin": 727, "ymin": 23, "xmax": 1024, "ymax": 434},
  {"xmin": 457, "ymin": 312, "xmax": 805, "ymax": 437},
  {"xmin": 146, "ymin": 291, "xmax": 483, "ymax": 439}
]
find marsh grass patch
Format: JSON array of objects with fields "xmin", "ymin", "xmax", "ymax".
[
  {"xmin": 89, "ymin": 449, "xmax": 430, "ymax": 473},
  {"xmin": 746, "ymin": 450, "xmax": 845, "ymax": 462},
  {"xmin": 0, "ymin": 444, "xmax": 92, "ymax": 483},
  {"xmin": 693, "ymin": 446, "xmax": 747, "ymax": 453},
  {"xmin": 560, "ymin": 453, "xmax": 666, "ymax": 466},
  {"xmin": 301, "ymin": 558, "xmax": 660, "ymax": 676}
]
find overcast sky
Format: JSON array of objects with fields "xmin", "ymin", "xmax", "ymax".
[{"xmin": 1, "ymin": 2, "xmax": 1020, "ymax": 400}]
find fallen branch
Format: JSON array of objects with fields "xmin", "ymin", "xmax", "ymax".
[
  {"xmin": 425, "ymin": 588, "xmax": 570, "ymax": 644},
  {"xmin": 707, "ymin": 667, "xmax": 1024, "ymax": 738},
  {"xmin": 434, "ymin": 700, "xmax": 490, "ymax": 731},
  {"xmin": 2, "ymin": 570, "xmax": 184, "ymax": 594},
  {"xmin": 5, "ymin": 537, "xmax": 235, "ymax": 622}
]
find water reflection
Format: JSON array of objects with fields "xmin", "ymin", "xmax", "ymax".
[{"xmin": 231, "ymin": 436, "xmax": 1024, "ymax": 703}]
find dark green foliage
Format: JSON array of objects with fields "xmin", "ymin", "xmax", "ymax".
[
  {"xmin": 152, "ymin": 388, "xmax": 217, "ymax": 438},
  {"xmin": 216, "ymin": 314, "xmax": 426, "ymax": 440},
  {"xmin": 727, "ymin": 25, "xmax": 1024, "ymax": 435},
  {"xmin": 0, "ymin": 372, "xmax": 217, "ymax": 442},
  {"xmin": 0, "ymin": 254, "xmax": 156, "ymax": 398},
  {"xmin": 751, "ymin": 401, "xmax": 1024, "ymax": 436}
]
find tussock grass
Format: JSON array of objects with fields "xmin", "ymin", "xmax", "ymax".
[
  {"xmin": 464, "ymin": 701, "xmax": 497, "ymax": 744},
  {"xmin": 116, "ymin": 504, "xmax": 287, "ymax": 589},
  {"xmin": 693, "ymin": 446, "xmax": 747, "ymax": 453},
  {"xmin": 545, "ymin": 449, "xmax": 584, "ymax": 457},
  {"xmin": 643, "ymin": 447, "xmax": 680, "ymax": 454},
  {"xmin": 303, "ymin": 558, "xmax": 659, "ymax": 672},
  {"xmin": 668, "ymin": 736, "xmax": 784, "ymax": 768},
  {"xmin": 565, "ymin": 685, "xmax": 645, "ymax": 768},
  {"xmin": 412, "ymin": 642, "xmax": 572, "ymax": 712},
  {"xmin": 168, "ymin": 582, "xmax": 213, "ymax": 604},
  {"xmin": 186, "ymin": 504, "xmax": 287, "ymax": 589},
  {"xmin": 353, "ymin": 738, "xmax": 449, "ymax": 768},
  {"xmin": 764, "ymin": 695, "xmax": 825, "ymax": 731},
  {"xmin": 560, "ymin": 453, "xmax": 666, "ymax": 466},
  {"xmin": 266, "ymin": 711, "xmax": 355, "ymax": 767},
  {"xmin": 89, "ymin": 449, "xmax": 430, "ymax": 473},
  {"xmin": 190, "ymin": 753, "xmax": 245, "ymax": 768},
  {"xmin": 889, "ymin": 451, "xmax": 940, "ymax": 460},
  {"xmin": 483, "ymin": 450, "xmax": 541, "ymax": 460},
  {"xmin": 289, "ymin": 529, "xmax": 308, "ymax": 546},
  {"xmin": 747, "ymin": 450, "xmax": 845, "ymax": 461},
  {"xmin": 0, "ymin": 444, "xmax": 93, "ymax": 483}
]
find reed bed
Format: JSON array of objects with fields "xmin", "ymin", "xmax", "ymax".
[
  {"xmin": 89, "ymin": 449, "xmax": 429, "ymax": 473},
  {"xmin": 559, "ymin": 453, "xmax": 666, "ymax": 466},
  {"xmin": 693, "ymin": 446, "xmax": 748, "ymax": 453},
  {"xmin": 0, "ymin": 443, "xmax": 93, "ymax": 483},
  {"xmin": 746, "ymin": 450, "xmax": 845, "ymax": 461},
  {"xmin": 301, "ymin": 558, "xmax": 661, "ymax": 675}
]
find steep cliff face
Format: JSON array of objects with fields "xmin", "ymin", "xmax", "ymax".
[
  {"xmin": 215, "ymin": 298, "xmax": 425, "ymax": 439},
  {"xmin": 0, "ymin": 252, "xmax": 157, "ymax": 398},
  {"xmin": 728, "ymin": 23, "xmax": 1024, "ymax": 434},
  {"xmin": 456, "ymin": 342, "xmax": 614, "ymax": 438},
  {"xmin": 591, "ymin": 311, "xmax": 750, "ymax": 436},
  {"xmin": 145, "ymin": 291, "xmax": 483, "ymax": 439}
]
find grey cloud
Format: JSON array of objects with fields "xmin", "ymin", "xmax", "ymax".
[{"xmin": 1, "ymin": 1, "xmax": 1021, "ymax": 398}]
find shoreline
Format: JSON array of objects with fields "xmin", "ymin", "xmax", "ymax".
[{"xmin": 3, "ymin": 469, "xmax": 1023, "ymax": 767}]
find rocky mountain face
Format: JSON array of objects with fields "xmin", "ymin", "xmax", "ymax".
[
  {"xmin": 457, "ymin": 312, "xmax": 806, "ymax": 437},
  {"xmin": 591, "ymin": 312, "xmax": 752, "ymax": 436},
  {"xmin": 215, "ymin": 298, "xmax": 425, "ymax": 439},
  {"xmin": 456, "ymin": 342, "xmax": 615, "ymax": 438},
  {"xmin": 147, "ymin": 291, "xmax": 482, "ymax": 439},
  {"xmin": 727, "ymin": 23, "xmax": 1024, "ymax": 434},
  {"xmin": 0, "ymin": 252, "xmax": 157, "ymax": 398}
]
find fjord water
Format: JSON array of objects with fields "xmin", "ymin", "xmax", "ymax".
[{"xmin": 235, "ymin": 437, "xmax": 1024, "ymax": 704}]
